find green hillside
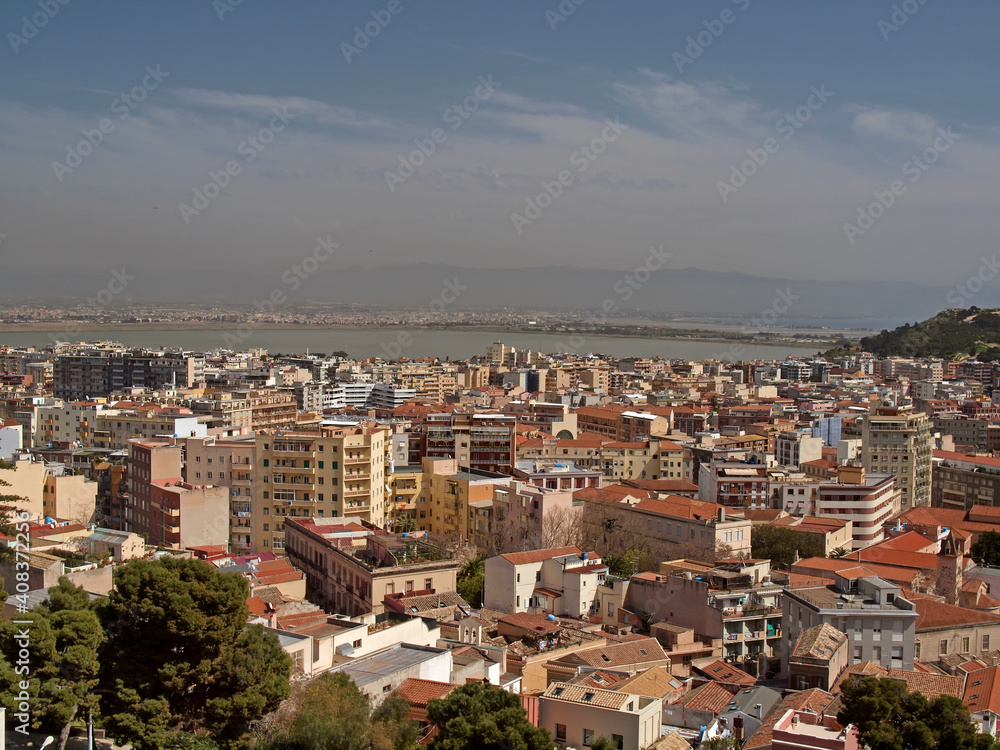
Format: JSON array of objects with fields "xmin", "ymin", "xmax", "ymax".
[{"xmin": 856, "ymin": 308, "xmax": 1000, "ymax": 359}]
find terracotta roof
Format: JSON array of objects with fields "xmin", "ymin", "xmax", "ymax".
[
  {"xmin": 679, "ymin": 681, "xmax": 738, "ymax": 714},
  {"xmin": 566, "ymin": 637, "xmax": 667, "ymax": 668},
  {"xmin": 791, "ymin": 623, "xmax": 847, "ymax": 660},
  {"xmin": 910, "ymin": 592, "xmax": 1000, "ymax": 631},
  {"xmin": 574, "ymin": 485, "xmax": 653, "ymax": 504},
  {"xmin": 694, "ymin": 659, "xmax": 756, "ymax": 687},
  {"xmin": 612, "ymin": 666, "xmax": 683, "ymax": 698},
  {"xmin": 633, "ymin": 495, "xmax": 728, "ymax": 521},
  {"xmin": 964, "ymin": 666, "xmax": 1000, "ymax": 716},
  {"xmin": 566, "ymin": 669, "xmax": 630, "ymax": 690},
  {"xmin": 831, "ymin": 661, "xmax": 963, "ymax": 700},
  {"xmin": 499, "ymin": 546, "xmax": 582, "ymax": 565},
  {"xmin": 394, "ymin": 678, "xmax": 458, "ymax": 708},
  {"xmin": 542, "ymin": 681, "xmax": 634, "ymax": 710}
]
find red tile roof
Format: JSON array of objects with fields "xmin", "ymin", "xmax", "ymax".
[
  {"xmin": 680, "ymin": 681, "xmax": 738, "ymax": 714},
  {"xmin": 910, "ymin": 593, "xmax": 1000, "ymax": 631},
  {"xmin": 395, "ymin": 678, "xmax": 458, "ymax": 708},
  {"xmin": 694, "ymin": 659, "xmax": 756, "ymax": 687},
  {"xmin": 964, "ymin": 666, "xmax": 1000, "ymax": 716},
  {"xmin": 745, "ymin": 689, "xmax": 836, "ymax": 750}
]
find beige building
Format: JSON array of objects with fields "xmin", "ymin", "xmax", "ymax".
[
  {"xmin": 816, "ymin": 468, "xmax": 900, "ymax": 550},
  {"xmin": 484, "ymin": 546, "xmax": 602, "ymax": 614},
  {"xmin": 178, "ymin": 436, "xmax": 257, "ymax": 551},
  {"xmin": 254, "ymin": 424, "xmax": 389, "ymax": 553},
  {"xmin": 539, "ymin": 682, "xmax": 663, "ymax": 750},
  {"xmin": 862, "ymin": 405, "xmax": 932, "ymax": 508},
  {"xmin": 284, "ymin": 518, "xmax": 459, "ymax": 616},
  {"xmin": 0, "ymin": 455, "xmax": 97, "ymax": 524}
]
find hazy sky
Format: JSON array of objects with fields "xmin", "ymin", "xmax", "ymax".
[{"xmin": 2, "ymin": 0, "xmax": 999, "ymax": 286}]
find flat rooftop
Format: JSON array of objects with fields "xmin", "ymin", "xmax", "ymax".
[{"xmin": 332, "ymin": 644, "xmax": 449, "ymax": 689}]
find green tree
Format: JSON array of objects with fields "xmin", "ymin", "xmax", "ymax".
[
  {"xmin": 750, "ymin": 524, "xmax": 825, "ymax": 570},
  {"xmin": 838, "ymin": 676, "xmax": 996, "ymax": 750},
  {"xmin": 259, "ymin": 672, "xmax": 417, "ymax": 750},
  {"xmin": 426, "ymin": 681, "xmax": 552, "ymax": 750},
  {"xmin": 457, "ymin": 555, "xmax": 485, "ymax": 607},
  {"xmin": 972, "ymin": 530, "xmax": 1000, "ymax": 566},
  {"xmin": 0, "ymin": 577, "xmax": 104, "ymax": 750},
  {"xmin": 605, "ymin": 549, "xmax": 652, "ymax": 578},
  {"xmin": 590, "ymin": 737, "xmax": 620, "ymax": 750},
  {"xmin": 98, "ymin": 557, "xmax": 291, "ymax": 750}
]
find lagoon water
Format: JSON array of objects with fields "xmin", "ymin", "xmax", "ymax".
[{"xmin": 0, "ymin": 327, "xmax": 822, "ymax": 361}]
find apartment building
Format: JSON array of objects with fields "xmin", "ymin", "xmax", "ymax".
[
  {"xmin": 861, "ymin": 405, "xmax": 932, "ymax": 508},
  {"xmin": 932, "ymin": 450, "xmax": 1000, "ymax": 510},
  {"xmin": 774, "ymin": 430, "xmax": 824, "ymax": 468},
  {"xmin": 178, "ymin": 436, "xmax": 257, "ymax": 551},
  {"xmin": 33, "ymin": 400, "xmax": 104, "ymax": 447},
  {"xmin": 423, "ymin": 413, "xmax": 516, "ymax": 473},
  {"xmin": 699, "ymin": 463, "xmax": 768, "ymax": 509},
  {"xmin": 53, "ymin": 350, "xmax": 202, "ymax": 400},
  {"xmin": 782, "ymin": 571, "xmax": 918, "ymax": 676},
  {"xmin": 539, "ymin": 683, "xmax": 663, "ymax": 750},
  {"xmin": 253, "ymin": 424, "xmax": 390, "ymax": 553},
  {"xmin": 94, "ymin": 406, "xmax": 208, "ymax": 449},
  {"xmin": 284, "ymin": 519, "xmax": 459, "ymax": 616},
  {"xmin": 126, "ymin": 439, "xmax": 227, "ymax": 549},
  {"xmin": 602, "ymin": 438, "xmax": 686, "ymax": 482},
  {"xmin": 412, "ymin": 459, "xmax": 504, "ymax": 538},
  {"xmin": 816, "ymin": 467, "xmax": 900, "ymax": 550},
  {"xmin": 247, "ymin": 388, "xmax": 298, "ymax": 431},
  {"xmin": 188, "ymin": 391, "xmax": 253, "ymax": 435},
  {"xmin": 518, "ymin": 436, "xmax": 609, "ymax": 471},
  {"xmin": 386, "ymin": 464, "xmax": 426, "ymax": 532}
]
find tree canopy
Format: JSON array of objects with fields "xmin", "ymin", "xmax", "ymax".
[
  {"xmin": 750, "ymin": 523, "xmax": 825, "ymax": 570},
  {"xmin": 98, "ymin": 556, "xmax": 291, "ymax": 749},
  {"xmin": 426, "ymin": 681, "xmax": 552, "ymax": 750},
  {"xmin": 259, "ymin": 671, "xmax": 418, "ymax": 750},
  {"xmin": 838, "ymin": 676, "xmax": 996, "ymax": 750},
  {"xmin": 972, "ymin": 530, "xmax": 1000, "ymax": 567}
]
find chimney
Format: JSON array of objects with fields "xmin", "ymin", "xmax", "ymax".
[
  {"xmin": 754, "ymin": 703, "xmax": 763, "ymax": 720},
  {"xmin": 718, "ymin": 507, "xmax": 726, "ymax": 523}
]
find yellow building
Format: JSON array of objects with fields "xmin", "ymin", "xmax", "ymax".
[
  {"xmin": 420, "ymin": 458, "xmax": 509, "ymax": 540},
  {"xmin": 253, "ymin": 424, "xmax": 389, "ymax": 553}
]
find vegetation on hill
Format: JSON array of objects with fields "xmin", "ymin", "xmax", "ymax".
[{"xmin": 852, "ymin": 307, "xmax": 1000, "ymax": 359}]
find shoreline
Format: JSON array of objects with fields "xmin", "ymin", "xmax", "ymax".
[{"xmin": 0, "ymin": 322, "xmax": 826, "ymax": 348}]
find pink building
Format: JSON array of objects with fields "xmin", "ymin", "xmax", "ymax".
[{"xmin": 771, "ymin": 710, "xmax": 858, "ymax": 750}]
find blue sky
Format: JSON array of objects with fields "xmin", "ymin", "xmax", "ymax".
[{"xmin": 2, "ymin": 0, "xmax": 998, "ymax": 287}]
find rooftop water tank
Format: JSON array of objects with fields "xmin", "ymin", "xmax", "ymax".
[
  {"xmin": 581, "ymin": 552, "xmax": 589, "ymax": 560},
  {"xmin": 547, "ymin": 614, "xmax": 556, "ymax": 622}
]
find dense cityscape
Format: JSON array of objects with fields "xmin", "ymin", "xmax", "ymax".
[
  {"xmin": 2, "ymin": 335, "xmax": 1000, "ymax": 748},
  {"xmin": 4, "ymin": 0, "xmax": 998, "ymax": 748}
]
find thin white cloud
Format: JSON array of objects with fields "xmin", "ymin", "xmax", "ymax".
[
  {"xmin": 850, "ymin": 106, "xmax": 938, "ymax": 144},
  {"xmin": 170, "ymin": 88, "xmax": 392, "ymax": 129}
]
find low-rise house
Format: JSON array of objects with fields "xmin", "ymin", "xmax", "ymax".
[
  {"xmin": 788, "ymin": 623, "xmax": 849, "ymax": 692},
  {"xmin": 963, "ymin": 665, "xmax": 1000, "ymax": 739},
  {"xmin": 743, "ymin": 688, "xmax": 837, "ymax": 750},
  {"xmin": 484, "ymin": 546, "xmax": 608, "ymax": 616},
  {"xmin": 544, "ymin": 637, "xmax": 671, "ymax": 686},
  {"xmin": 706, "ymin": 686, "xmax": 783, "ymax": 748},
  {"xmin": 539, "ymin": 682, "xmax": 663, "ymax": 750},
  {"xmin": 330, "ymin": 643, "xmax": 453, "ymax": 705}
]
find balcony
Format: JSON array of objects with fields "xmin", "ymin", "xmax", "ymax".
[
  {"xmin": 344, "ymin": 503, "xmax": 369, "ymax": 513},
  {"xmin": 345, "ymin": 472, "xmax": 371, "ymax": 481},
  {"xmin": 344, "ymin": 488, "xmax": 369, "ymax": 497},
  {"xmin": 344, "ymin": 455, "xmax": 370, "ymax": 464}
]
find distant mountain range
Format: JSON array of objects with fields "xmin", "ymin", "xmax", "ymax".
[{"xmin": 3, "ymin": 264, "xmax": 996, "ymax": 325}]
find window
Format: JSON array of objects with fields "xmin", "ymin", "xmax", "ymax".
[
  {"xmin": 263, "ymin": 508, "xmax": 269, "ymax": 515},
  {"xmin": 582, "ymin": 729, "xmax": 595, "ymax": 747},
  {"xmin": 263, "ymin": 459, "xmax": 269, "ymax": 467},
  {"xmin": 915, "ymin": 642, "xmax": 921, "ymax": 659},
  {"xmin": 873, "ymin": 646, "xmax": 881, "ymax": 662},
  {"xmin": 425, "ymin": 578, "xmax": 432, "ymax": 589},
  {"xmin": 382, "ymin": 684, "xmax": 392, "ymax": 693},
  {"xmin": 553, "ymin": 724, "xmax": 567, "ymax": 742},
  {"xmin": 611, "ymin": 735, "xmax": 624, "ymax": 750},
  {"xmin": 854, "ymin": 646, "xmax": 862, "ymax": 661},
  {"xmin": 962, "ymin": 637, "xmax": 970, "ymax": 653},
  {"xmin": 985, "ymin": 635, "xmax": 991, "ymax": 651},
  {"xmin": 892, "ymin": 646, "xmax": 903, "ymax": 659},
  {"xmin": 940, "ymin": 639, "xmax": 948, "ymax": 655}
]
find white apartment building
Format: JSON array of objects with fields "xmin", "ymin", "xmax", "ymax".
[{"xmin": 861, "ymin": 405, "xmax": 931, "ymax": 508}]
